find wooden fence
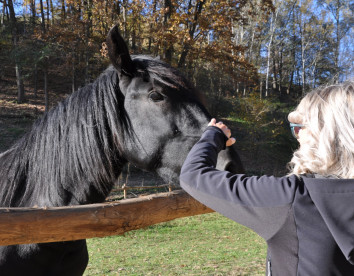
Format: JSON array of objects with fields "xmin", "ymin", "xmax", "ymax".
[
  {"xmin": 0, "ymin": 190, "xmax": 213, "ymax": 246},
  {"xmin": 109, "ymin": 183, "xmax": 175, "ymax": 200}
]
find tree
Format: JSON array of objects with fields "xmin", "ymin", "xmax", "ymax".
[
  {"xmin": 1, "ymin": 0, "xmax": 352, "ymax": 114},
  {"xmin": 7, "ymin": 0, "xmax": 25, "ymax": 103},
  {"xmin": 318, "ymin": 0, "xmax": 353, "ymax": 83},
  {"xmin": 265, "ymin": 8, "xmax": 279, "ymax": 97}
]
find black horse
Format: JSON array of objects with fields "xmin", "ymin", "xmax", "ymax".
[{"xmin": 0, "ymin": 26, "xmax": 243, "ymax": 275}]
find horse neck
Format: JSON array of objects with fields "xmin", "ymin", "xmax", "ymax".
[{"xmin": 0, "ymin": 69, "xmax": 127, "ymax": 207}]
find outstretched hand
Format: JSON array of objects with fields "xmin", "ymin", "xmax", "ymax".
[{"xmin": 208, "ymin": 118, "xmax": 236, "ymax": 147}]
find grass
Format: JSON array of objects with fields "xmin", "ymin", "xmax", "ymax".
[{"xmin": 84, "ymin": 213, "xmax": 267, "ymax": 276}]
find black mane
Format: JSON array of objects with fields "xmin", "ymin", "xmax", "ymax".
[
  {"xmin": 0, "ymin": 56, "xmax": 200, "ymax": 208},
  {"xmin": 0, "ymin": 67, "xmax": 125, "ymax": 207}
]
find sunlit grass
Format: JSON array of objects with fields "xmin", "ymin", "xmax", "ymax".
[{"xmin": 84, "ymin": 213, "xmax": 266, "ymax": 276}]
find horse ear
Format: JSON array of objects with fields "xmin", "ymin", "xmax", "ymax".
[{"xmin": 106, "ymin": 25, "xmax": 135, "ymax": 77}]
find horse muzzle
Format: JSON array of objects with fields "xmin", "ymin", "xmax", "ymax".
[{"xmin": 216, "ymin": 145, "xmax": 244, "ymax": 174}]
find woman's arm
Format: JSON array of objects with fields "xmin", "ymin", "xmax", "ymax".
[{"xmin": 180, "ymin": 126, "xmax": 299, "ymax": 240}]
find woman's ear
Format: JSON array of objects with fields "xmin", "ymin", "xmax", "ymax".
[{"xmin": 106, "ymin": 25, "xmax": 135, "ymax": 77}]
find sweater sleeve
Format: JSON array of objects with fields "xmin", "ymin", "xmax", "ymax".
[{"xmin": 180, "ymin": 126, "xmax": 298, "ymax": 240}]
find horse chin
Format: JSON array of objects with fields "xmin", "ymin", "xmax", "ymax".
[
  {"xmin": 156, "ymin": 146, "xmax": 244, "ymax": 187},
  {"xmin": 155, "ymin": 166, "xmax": 180, "ymax": 186},
  {"xmin": 216, "ymin": 146, "xmax": 245, "ymax": 174}
]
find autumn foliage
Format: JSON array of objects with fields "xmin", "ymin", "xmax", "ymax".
[{"xmin": 0, "ymin": 0, "xmax": 352, "ymax": 112}]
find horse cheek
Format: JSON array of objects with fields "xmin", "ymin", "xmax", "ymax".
[{"xmin": 157, "ymin": 137, "xmax": 198, "ymax": 184}]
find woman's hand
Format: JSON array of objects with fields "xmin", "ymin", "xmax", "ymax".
[{"xmin": 208, "ymin": 118, "xmax": 236, "ymax": 147}]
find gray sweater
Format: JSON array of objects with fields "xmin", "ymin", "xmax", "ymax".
[{"xmin": 180, "ymin": 126, "xmax": 354, "ymax": 276}]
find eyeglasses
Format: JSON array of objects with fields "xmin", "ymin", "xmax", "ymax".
[{"xmin": 290, "ymin": 123, "xmax": 305, "ymax": 139}]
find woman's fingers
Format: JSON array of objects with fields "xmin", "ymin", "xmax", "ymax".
[
  {"xmin": 216, "ymin": 123, "xmax": 231, "ymax": 138},
  {"xmin": 223, "ymin": 127, "xmax": 231, "ymax": 138},
  {"xmin": 226, "ymin": 137, "xmax": 236, "ymax": 147},
  {"xmin": 208, "ymin": 119, "xmax": 236, "ymax": 147}
]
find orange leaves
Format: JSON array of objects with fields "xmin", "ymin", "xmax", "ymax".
[
  {"xmin": 3, "ymin": 0, "xmax": 274, "ymax": 94},
  {"xmin": 100, "ymin": 42, "xmax": 108, "ymax": 58}
]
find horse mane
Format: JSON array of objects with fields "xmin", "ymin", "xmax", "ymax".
[
  {"xmin": 0, "ymin": 67, "xmax": 128, "ymax": 207},
  {"xmin": 0, "ymin": 56, "xmax": 202, "ymax": 208}
]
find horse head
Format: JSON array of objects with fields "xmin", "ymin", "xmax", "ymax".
[{"xmin": 106, "ymin": 25, "xmax": 244, "ymax": 184}]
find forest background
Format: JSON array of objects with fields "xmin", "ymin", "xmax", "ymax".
[{"xmin": 0, "ymin": 0, "xmax": 353, "ymax": 175}]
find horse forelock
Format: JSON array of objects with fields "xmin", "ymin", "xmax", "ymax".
[
  {"xmin": 0, "ymin": 68, "xmax": 128, "ymax": 207},
  {"xmin": 132, "ymin": 56, "xmax": 204, "ymax": 103}
]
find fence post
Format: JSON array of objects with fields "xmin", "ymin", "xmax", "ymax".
[{"xmin": 123, "ymin": 183, "xmax": 127, "ymax": 199}]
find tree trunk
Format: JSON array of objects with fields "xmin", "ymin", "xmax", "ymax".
[
  {"xmin": 46, "ymin": 0, "xmax": 50, "ymax": 26},
  {"xmin": 311, "ymin": 62, "xmax": 317, "ymax": 88},
  {"xmin": 44, "ymin": 65, "xmax": 49, "ymax": 112},
  {"xmin": 272, "ymin": 48, "xmax": 278, "ymax": 91},
  {"xmin": 287, "ymin": 9, "xmax": 297, "ymax": 95},
  {"xmin": 30, "ymin": 0, "xmax": 36, "ymax": 25},
  {"xmin": 34, "ymin": 64, "xmax": 38, "ymax": 98},
  {"xmin": 72, "ymin": 53, "xmax": 76, "ymax": 94},
  {"xmin": 5, "ymin": 0, "xmax": 9, "ymax": 22},
  {"xmin": 278, "ymin": 48, "xmax": 283, "ymax": 95},
  {"xmin": 1, "ymin": 0, "xmax": 6, "ymax": 27},
  {"xmin": 16, "ymin": 64, "xmax": 25, "ymax": 103},
  {"xmin": 265, "ymin": 11, "xmax": 277, "ymax": 97},
  {"xmin": 84, "ymin": 0, "xmax": 92, "ymax": 84},
  {"xmin": 300, "ymin": 33, "xmax": 306, "ymax": 96},
  {"xmin": 39, "ymin": 0, "xmax": 49, "ymax": 108},
  {"xmin": 334, "ymin": 4, "xmax": 340, "ymax": 83},
  {"xmin": 8, "ymin": 0, "xmax": 25, "ymax": 103},
  {"xmin": 298, "ymin": 5, "xmax": 307, "ymax": 96},
  {"xmin": 122, "ymin": 0, "xmax": 127, "ymax": 39},
  {"xmin": 148, "ymin": 0, "xmax": 157, "ymax": 53},
  {"xmin": 177, "ymin": 0, "xmax": 204, "ymax": 68},
  {"xmin": 39, "ymin": 0, "xmax": 46, "ymax": 32},
  {"xmin": 163, "ymin": 0, "xmax": 173, "ymax": 63},
  {"xmin": 131, "ymin": 22, "xmax": 136, "ymax": 52},
  {"xmin": 30, "ymin": 0, "xmax": 37, "ymax": 98},
  {"xmin": 61, "ymin": 0, "xmax": 66, "ymax": 19},
  {"xmin": 248, "ymin": 23, "xmax": 255, "ymax": 63}
]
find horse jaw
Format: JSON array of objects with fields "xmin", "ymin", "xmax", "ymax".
[
  {"xmin": 155, "ymin": 142, "xmax": 244, "ymax": 186},
  {"xmin": 216, "ymin": 145, "xmax": 245, "ymax": 174}
]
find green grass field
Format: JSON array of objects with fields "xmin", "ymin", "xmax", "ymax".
[{"xmin": 84, "ymin": 213, "xmax": 267, "ymax": 276}]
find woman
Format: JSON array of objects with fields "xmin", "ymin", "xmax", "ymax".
[{"xmin": 180, "ymin": 81, "xmax": 354, "ymax": 275}]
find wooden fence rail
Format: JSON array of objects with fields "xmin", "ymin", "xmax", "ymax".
[
  {"xmin": 0, "ymin": 190, "xmax": 213, "ymax": 246},
  {"xmin": 112, "ymin": 183, "xmax": 176, "ymax": 199}
]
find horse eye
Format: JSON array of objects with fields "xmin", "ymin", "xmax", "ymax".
[{"xmin": 148, "ymin": 91, "xmax": 164, "ymax": 102}]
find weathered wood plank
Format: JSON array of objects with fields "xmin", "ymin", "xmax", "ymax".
[{"xmin": 0, "ymin": 190, "xmax": 213, "ymax": 246}]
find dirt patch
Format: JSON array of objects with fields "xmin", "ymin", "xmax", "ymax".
[{"xmin": 0, "ymin": 87, "xmax": 63, "ymax": 152}]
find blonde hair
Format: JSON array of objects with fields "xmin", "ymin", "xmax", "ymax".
[{"xmin": 288, "ymin": 81, "xmax": 354, "ymax": 178}]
